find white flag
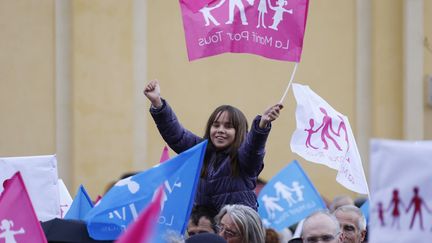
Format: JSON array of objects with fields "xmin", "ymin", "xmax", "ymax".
[
  {"xmin": 0, "ymin": 155, "xmax": 60, "ymax": 221},
  {"xmin": 290, "ymin": 83, "xmax": 369, "ymax": 194},
  {"xmin": 369, "ymin": 139, "xmax": 432, "ymax": 243}
]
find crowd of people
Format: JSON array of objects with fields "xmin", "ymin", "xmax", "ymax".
[
  {"xmin": 142, "ymin": 80, "xmax": 368, "ymax": 243},
  {"xmin": 176, "ymin": 194, "xmax": 368, "ymax": 243},
  {"xmin": 137, "ymin": 193, "xmax": 368, "ymax": 243}
]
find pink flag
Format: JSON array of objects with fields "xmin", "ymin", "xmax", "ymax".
[
  {"xmin": 179, "ymin": 0, "xmax": 309, "ymax": 61},
  {"xmin": 115, "ymin": 187, "xmax": 164, "ymax": 243},
  {"xmin": 0, "ymin": 172, "xmax": 47, "ymax": 243},
  {"xmin": 289, "ymin": 83, "xmax": 369, "ymax": 194},
  {"xmin": 159, "ymin": 146, "xmax": 170, "ymax": 163}
]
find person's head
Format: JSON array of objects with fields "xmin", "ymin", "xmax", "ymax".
[
  {"xmin": 333, "ymin": 205, "xmax": 366, "ymax": 243},
  {"xmin": 215, "ymin": 204, "xmax": 265, "ymax": 243},
  {"xmin": 204, "ymin": 105, "xmax": 248, "ymax": 151},
  {"xmin": 188, "ymin": 205, "xmax": 218, "ymax": 237},
  {"xmin": 202, "ymin": 105, "xmax": 248, "ymax": 177},
  {"xmin": 302, "ymin": 211, "xmax": 342, "ymax": 243},
  {"xmin": 329, "ymin": 195, "xmax": 354, "ymax": 212},
  {"xmin": 265, "ymin": 228, "xmax": 280, "ymax": 243}
]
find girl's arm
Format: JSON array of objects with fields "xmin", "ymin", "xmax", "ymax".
[
  {"xmin": 238, "ymin": 103, "xmax": 283, "ymax": 176},
  {"xmin": 144, "ymin": 80, "xmax": 202, "ymax": 153},
  {"xmin": 259, "ymin": 103, "xmax": 283, "ymax": 129},
  {"xmin": 144, "ymin": 79, "xmax": 163, "ymax": 108}
]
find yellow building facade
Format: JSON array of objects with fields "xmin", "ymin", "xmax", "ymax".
[{"xmin": 1, "ymin": 0, "xmax": 431, "ymax": 201}]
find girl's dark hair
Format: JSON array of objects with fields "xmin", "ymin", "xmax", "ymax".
[{"xmin": 202, "ymin": 105, "xmax": 248, "ymax": 177}]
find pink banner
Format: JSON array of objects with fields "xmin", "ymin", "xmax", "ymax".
[
  {"xmin": 180, "ymin": 0, "xmax": 309, "ymax": 61},
  {"xmin": 0, "ymin": 172, "xmax": 47, "ymax": 243}
]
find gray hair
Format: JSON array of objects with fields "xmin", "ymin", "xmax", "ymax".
[
  {"xmin": 215, "ymin": 204, "xmax": 266, "ymax": 243},
  {"xmin": 329, "ymin": 195, "xmax": 354, "ymax": 212},
  {"xmin": 302, "ymin": 210, "xmax": 341, "ymax": 237},
  {"xmin": 333, "ymin": 205, "xmax": 367, "ymax": 231}
]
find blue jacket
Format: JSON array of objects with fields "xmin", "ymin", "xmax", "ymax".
[{"xmin": 150, "ymin": 100, "xmax": 271, "ymax": 211}]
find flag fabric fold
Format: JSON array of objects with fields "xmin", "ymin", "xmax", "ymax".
[
  {"xmin": 290, "ymin": 83, "xmax": 369, "ymax": 194},
  {"xmin": 0, "ymin": 172, "xmax": 47, "ymax": 243},
  {"xmin": 85, "ymin": 140, "xmax": 208, "ymax": 240},
  {"xmin": 64, "ymin": 184, "xmax": 94, "ymax": 220}
]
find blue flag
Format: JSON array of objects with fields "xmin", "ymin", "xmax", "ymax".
[
  {"xmin": 360, "ymin": 200, "xmax": 369, "ymax": 222},
  {"xmin": 64, "ymin": 184, "xmax": 94, "ymax": 220},
  {"xmin": 258, "ymin": 160, "xmax": 326, "ymax": 231},
  {"xmin": 85, "ymin": 140, "xmax": 207, "ymax": 240}
]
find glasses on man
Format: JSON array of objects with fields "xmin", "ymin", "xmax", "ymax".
[
  {"xmin": 303, "ymin": 233, "xmax": 339, "ymax": 243},
  {"xmin": 216, "ymin": 224, "xmax": 240, "ymax": 239}
]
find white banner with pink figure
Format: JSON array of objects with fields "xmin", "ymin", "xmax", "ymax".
[
  {"xmin": 179, "ymin": 0, "xmax": 309, "ymax": 61},
  {"xmin": 369, "ymin": 140, "xmax": 432, "ymax": 243},
  {"xmin": 290, "ymin": 83, "xmax": 369, "ymax": 194}
]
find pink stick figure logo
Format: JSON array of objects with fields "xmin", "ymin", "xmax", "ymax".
[
  {"xmin": 335, "ymin": 115, "xmax": 349, "ymax": 151},
  {"xmin": 318, "ymin": 107, "xmax": 342, "ymax": 151},
  {"xmin": 386, "ymin": 189, "xmax": 405, "ymax": 230},
  {"xmin": 304, "ymin": 118, "xmax": 319, "ymax": 149},
  {"xmin": 303, "ymin": 107, "xmax": 348, "ymax": 152},
  {"xmin": 376, "ymin": 202, "xmax": 386, "ymax": 227},
  {"xmin": 406, "ymin": 186, "xmax": 431, "ymax": 230},
  {"xmin": 0, "ymin": 219, "xmax": 25, "ymax": 243}
]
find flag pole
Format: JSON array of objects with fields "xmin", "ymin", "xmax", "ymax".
[{"xmin": 279, "ymin": 62, "xmax": 299, "ymax": 104}]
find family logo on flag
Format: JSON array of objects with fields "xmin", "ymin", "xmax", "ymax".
[
  {"xmin": 0, "ymin": 172, "xmax": 47, "ymax": 243},
  {"xmin": 85, "ymin": 141, "xmax": 207, "ymax": 240},
  {"xmin": 369, "ymin": 139, "xmax": 432, "ymax": 243},
  {"xmin": 179, "ymin": 0, "xmax": 309, "ymax": 61},
  {"xmin": 258, "ymin": 160, "xmax": 325, "ymax": 231},
  {"xmin": 290, "ymin": 83, "xmax": 369, "ymax": 194},
  {"xmin": 0, "ymin": 219, "xmax": 25, "ymax": 243}
]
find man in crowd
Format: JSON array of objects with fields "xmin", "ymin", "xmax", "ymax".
[
  {"xmin": 329, "ymin": 195, "xmax": 354, "ymax": 212},
  {"xmin": 301, "ymin": 210, "xmax": 342, "ymax": 243},
  {"xmin": 187, "ymin": 205, "xmax": 218, "ymax": 237},
  {"xmin": 333, "ymin": 205, "xmax": 367, "ymax": 243}
]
